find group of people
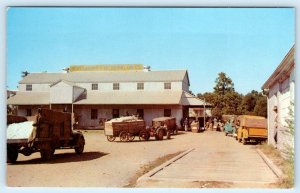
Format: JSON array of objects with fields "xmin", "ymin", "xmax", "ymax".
[{"xmin": 205, "ymin": 118, "xmax": 224, "ymax": 131}]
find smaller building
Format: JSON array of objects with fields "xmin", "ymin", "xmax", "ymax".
[{"xmin": 262, "ymin": 45, "xmax": 295, "ymax": 152}]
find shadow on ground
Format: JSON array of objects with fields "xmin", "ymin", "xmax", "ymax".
[{"xmin": 11, "ymin": 151, "xmax": 108, "ymax": 165}]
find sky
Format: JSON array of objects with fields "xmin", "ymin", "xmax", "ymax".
[{"xmin": 6, "ymin": 7, "xmax": 295, "ymax": 94}]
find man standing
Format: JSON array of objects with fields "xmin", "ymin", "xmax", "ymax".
[{"xmin": 273, "ymin": 106, "xmax": 278, "ymax": 148}]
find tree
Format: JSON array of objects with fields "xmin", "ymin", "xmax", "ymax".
[
  {"xmin": 213, "ymin": 72, "xmax": 235, "ymax": 95},
  {"xmin": 253, "ymin": 96, "xmax": 267, "ymax": 117}
]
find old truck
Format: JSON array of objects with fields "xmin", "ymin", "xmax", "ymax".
[
  {"xmin": 236, "ymin": 115, "xmax": 268, "ymax": 145},
  {"xmin": 151, "ymin": 117, "xmax": 178, "ymax": 137},
  {"xmin": 7, "ymin": 109, "xmax": 85, "ymax": 163},
  {"xmin": 104, "ymin": 116, "xmax": 147, "ymax": 142}
]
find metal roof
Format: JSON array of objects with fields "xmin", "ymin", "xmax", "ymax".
[
  {"xmin": 74, "ymin": 91, "xmax": 183, "ymax": 105},
  {"xmin": 262, "ymin": 45, "xmax": 295, "ymax": 89},
  {"xmin": 180, "ymin": 91, "xmax": 212, "ymax": 106},
  {"xmin": 7, "ymin": 92, "xmax": 50, "ymax": 105},
  {"xmin": 19, "ymin": 70, "xmax": 188, "ymax": 84},
  {"xmin": 7, "ymin": 90, "xmax": 208, "ymax": 106}
]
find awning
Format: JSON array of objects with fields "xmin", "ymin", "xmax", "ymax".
[
  {"xmin": 74, "ymin": 91, "xmax": 183, "ymax": 105},
  {"xmin": 180, "ymin": 91, "xmax": 212, "ymax": 106},
  {"xmin": 7, "ymin": 92, "xmax": 50, "ymax": 105}
]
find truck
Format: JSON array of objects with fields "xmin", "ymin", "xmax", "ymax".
[
  {"xmin": 236, "ymin": 115, "xmax": 268, "ymax": 145},
  {"xmin": 7, "ymin": 109, "xmax": 85, "ymax": 163}
]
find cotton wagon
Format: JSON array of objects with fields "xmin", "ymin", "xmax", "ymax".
[{"xmin": 104, "ymin": 116, "xmax": 147, "ymax": 142}]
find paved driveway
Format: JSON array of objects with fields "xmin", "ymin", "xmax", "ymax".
[{"xmin": 137, "ymin": 131, "xmax": 278, "ymax": 188}]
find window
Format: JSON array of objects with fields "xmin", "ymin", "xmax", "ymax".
[
  {"xmin": 112, "ymin": 109, "xmax": 119, "ymax": 118},
  {"xmin": 113, "ymin": 83, "xmax": 120, "ymax": 90},
  {"xmin": 91, "ymin": 83, "xmax": 98, "ymax": 90},
  {"xmin": 26, "ymin": 109, "xmax": 32, "ymax": 116},
  {"xmin": 26, "ymin": 84, "xmax": 32, "ymax": 91},
  {"xmin": 91, "ymin": 109, "xmax": 98, "ymax": 120},
  {"xmin": 137, "ymin": 83, "xmax": 144, "ymax": 90},
  {"xmin": 137, "ymin": 109, "xmax": 144, "ymax": 118},
  {"xmin": 164, "ymin": 82, "xmax": 171, "ymax": 90},
  {"xmin": 164, "ymin": 109, "xmax": 171, "ymax": 117}
]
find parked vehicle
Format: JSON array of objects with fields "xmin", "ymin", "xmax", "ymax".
[
  {"xmin": 7, "ymin": 109, "xmax": 85, "ymax": 163},
  {"xmin": 104, "ymin": 116, "xmax": 147, "ymax": 142},
  {"xmin": 104, "ymin": 116, "xmax": 177, "ymax": 142},
  {"xmin": 236, "ymin": 115, "xmax": 267, "ymax": 145}
]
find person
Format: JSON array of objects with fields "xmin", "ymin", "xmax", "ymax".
[
  {"xmin": 184, "ymin": 118, "xmax": 189, "ymax": 131},
  {"xmin": 213, "ymin": 118, "xmax": 218, "ymax": 131},
  {"xmin": 274, "ymin": 106, "xmax": 278, "ymax": 148}
]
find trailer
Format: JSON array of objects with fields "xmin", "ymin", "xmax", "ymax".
[
  {"xmin": 104, "ymin": 116, "xmax": 176, "ymax": 142},
  {"xmin": 7, "ymin": 109, "xmax": 85, "ymax": 163},
  {"xmin": 104, "ymin": 116, "xmax": 147, "ymax": 142}
]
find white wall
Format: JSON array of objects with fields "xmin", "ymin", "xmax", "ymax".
[
  {"xmin": 74, "ymin": 107, "xmax": 182, "ymax": 128},
  {"xmin": 50, "ymin": 82, "xmax": 73, "ymax": 104},
  {"xmin": 76, "ymin": 82, "xmax": 184, "ymax": 91},
  {"xmin": 267, "ymin": 76, "xmax": 294, "ymax": 151},
  {"xmin": 19, "ymin": 84, "xmax": 50, "ymax": 92}
]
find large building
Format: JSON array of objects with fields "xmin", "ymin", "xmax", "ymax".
[
  {"xmin": 8, "ymin": 64, "xmax": 211, "ymax": 129},
  {"xmin": 262, "ymin": 46, "xmax": 295, "ymax": 151}
]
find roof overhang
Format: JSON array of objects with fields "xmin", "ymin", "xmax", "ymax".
[{"xmin": 262, "ymin": 45, "xmax": 295, "ymax": 90}]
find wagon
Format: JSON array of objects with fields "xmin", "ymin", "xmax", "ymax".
[{"xmin": 104, "ymin": 116, "xmax": 147, "ymax": 142}]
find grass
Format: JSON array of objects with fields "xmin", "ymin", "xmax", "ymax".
[{"xmin": 258, "ymin": 143, "xmax": 294, "ymax": 188}]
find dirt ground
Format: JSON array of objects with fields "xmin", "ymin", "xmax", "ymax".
[{"xmin": 7, "ymin": 130, "xmax": 202, "ymax": 187}]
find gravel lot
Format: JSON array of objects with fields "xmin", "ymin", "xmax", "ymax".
[{"xmin": 7, "ymin": 130, "xmax": 201, "ymax": 187}]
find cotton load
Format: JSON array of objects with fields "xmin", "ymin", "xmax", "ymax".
[{"xmin": 7, "ymin": 121, "xmax": 34, "ymax": 140}]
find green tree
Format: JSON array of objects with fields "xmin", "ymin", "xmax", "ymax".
[
  {"xmin": 213, "ymin": 72, "xmax": 235, "ymax": 95},
  {"xmin": 253, "ymin": 96, "xmax": 267, "ymax": 117}
]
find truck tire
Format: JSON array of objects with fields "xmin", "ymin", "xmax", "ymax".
[
  {"xmin": 40, "ymin": 147, "xmax": 54, "ymax": 161},
  {"xmin": 156, "ymin": 128, "xmax": 164, "ymax": 140},
  {"xmin": 139, "ymin": 130, "xmax": 149, "ymax": 141},
  {"xmin": 166, "ymin": 131, "xmax": 171, "ymax": 139},
  {"xmin": 242, "ymin": 138, "xmax": 247, "ymax": 145},
  {"xmin": 107, "ymin": 135, "xmax": 116, "ymax": 142},
  {"xmin": 7, "ymin": 145, "xmax": 18, "ymax": 163},
  {"xmin": 75, "ymin": 136, "xmax": 85, "ymax": 154}
]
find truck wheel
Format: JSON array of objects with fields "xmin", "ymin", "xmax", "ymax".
[
  {"xmin": 40, "ymin": 148, "xmax": 54, "ymax": 161},
  {"xmin": 75, "ymin": 136, "xmax": 85, "ymax": 154},
  {"xmin": 107, "ymin": 135, "xmax": 116, "ymax": 142},
  {"xmin": 225, "ymin": 132, "xmax": 228, "ymax": 136},
  {"xmin": 167, "ymin": 131, "xmax": 171, "ymax": 139},
  {"xmin": 139, "ymin": 130, "xmax": 149, "ymax": 141},
  {"xmin": 119, "ymin": 131, "xmax": 128, "ymax": 142},
  {"xmin": 157, "ymin": 129, "xmax": 164, "ymax": 140},
  {"xmin": 242, "ymin": 138, "xmax": 247, "ymax": 145},
  {"xmin": 7, "ymin": 145, "xmax": 18, "ymax": 163}
]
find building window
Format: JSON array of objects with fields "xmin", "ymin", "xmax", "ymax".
[
  {"xmin": 113, "ymin": 83, "xmax": 120, "ymax": 90},
  {"xmin": 91, "ymin": 83, "xmax": 98, "ymax": 90},
  {"xmin": 112, "ymin": 109, "xmax": 119, "ymax": 118},
  {"xmin": 164, "ymin": 109, "xmax": 171, "ymax": 117},
  {"xmin": 26, "ymin": 109, "xmax": 32, "ymax": 116},
  {"xmin": 164, "ymin": 82, "xmax": 171, "ymax": 90},
  {"xmin": 91, "ymin": 109, "xmax": 98, "ymax": 120},
  {"xmin": 137, "ymin": 83, "xmax": 144, "ymax": 90},
  {"xmin": 26, "ymin": 84, "xmax": 32, "ymax": 91},
  {"xmin": 137, "ymin": 109, "xmax": 144, "ymax": 118}
]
